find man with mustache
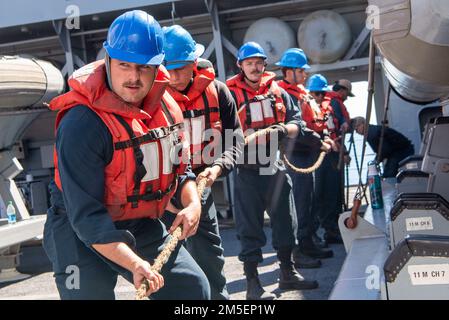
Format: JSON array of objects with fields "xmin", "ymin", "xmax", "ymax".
[
  {"xmin": 160, "ymin": 25, "xmax": 244, "ymax": 300},
  {"xmin": 43, "ymin": 10, "xmax": 210, "ymax": 300},
  {"xmin": 226, "ymin": 42, "xmax": 329, "ymax": 300}
]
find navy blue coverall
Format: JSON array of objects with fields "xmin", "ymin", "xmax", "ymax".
[
  {"xmin": 283, "ymin": 92, "xmax": 323, "ymax": 243},
  {"xmin": 161, "ymin": 80, "xmax": 244, "ymax": 300},
  {"xmin": 313, "ymin": 98, "xmax": 348, "ymax": 234},
  {"xmin": 43, "ymin": 106, "xmax": 210, "ymax": 300},
  {"xmin": 366, "ymin": 124, "xmax": 415, "ymax": 178},
  {"xmin": 233, "ymin": 88, "xmax": 321, "ymax": 263}
]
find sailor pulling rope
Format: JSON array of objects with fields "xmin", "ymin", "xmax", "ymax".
[
  {"xmin": 136, "ymin": 124, "xmax": 329, "ymax": 299},
  {"xmin": 135, "ymin": 177, "xmax": 208, "ymax": 300}
]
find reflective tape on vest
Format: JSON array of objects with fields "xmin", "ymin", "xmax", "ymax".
[
  {"xmin": 190, "ymin": 115, "xmax": 206, "ymax": 146},
  {"xmin": 141, "ymin": 142, "xmax": 159, "ymax": 182},
  {"xmin": 245, "ymin": 98, "xmax": 276, "ymax": 125},
  {"xmin": 326, "ymin": 113, "xmax": 336, "ymax": 130},
  {"xmin": 160, "ymin": 135, "xmax": 174, "ymax": 175},
  {"xmin": 140, "ymin": 129, "xmax": 180, "ymax": 182}
]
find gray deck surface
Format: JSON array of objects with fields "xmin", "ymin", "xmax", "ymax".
[{"xmin": 0, "ymin": 223, "xmax": 345, "ymax": 300}]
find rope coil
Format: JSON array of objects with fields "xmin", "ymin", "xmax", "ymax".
[{"xmin": 135, "ymin": 177, "xmax": 207, "ymax": 300}]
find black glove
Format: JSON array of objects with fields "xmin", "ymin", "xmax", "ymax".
[{"xmin": 269, "ymin": 123, "xmax": 289, "ymax": 141}]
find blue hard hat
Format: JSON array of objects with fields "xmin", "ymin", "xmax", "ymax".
[
  {"xmin": 237, "ymin": 42, "xmax": 267, "ymax": 63},
  {"xmin": 103, "ymin": 10, "xmax": 165, "ymax": 66},
  {"xmin": 275, "ymin": 48, "xmax": 310, "ymax": 69},
  {"xmin": 163, "ymin": 25, "xmax": 205, "ymax": 70},
  {"xmin": 307, "ymin": 74, "xmax": 330, "ymax": 92}
]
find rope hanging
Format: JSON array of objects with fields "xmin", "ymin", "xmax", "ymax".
[
  {"xmin": 282, "ymin": 151, "xmax": 326, "ymax": 174},
  {"xmin": 345, "ymin": 32, "xmax": 376, "ymax": 229},
  {"xmin": 244, "ymin": 126, "xmax": 327, "ymax": 174}
]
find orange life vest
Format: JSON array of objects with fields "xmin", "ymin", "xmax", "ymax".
[
  {"xmin": 277, "ymin": 80, "xmax": 327, "ymax": 134},
  {"xmin": 167, "ymin": 66, "xmax": 222, "ymax": 169},
  {"xmin": 49, "ymin": 60, "xmax": 188, "ymax": 221},
  {"xmin": 227, "ymin": 72, "xmax": 286, "ymax": 135},
  {"xmin": 321, "ymin": 91, "xmax": 350, "ymax": 138}
]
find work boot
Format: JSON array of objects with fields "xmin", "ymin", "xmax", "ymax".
[
  {"xmin": 299, "ymin": 237, "xmax": 334, "ymax": 259},
  {"xmin": 246, "ymin": 277, "xmax": 276, "ymax": 300},
  {"xmin": 277, "ymin": 246, "xmax": 318, "ymax": 290},
  {"xmin": 278, "ymin": 263, "xmax": 319, "ymax": 290},
  {"xmin": 312, "ymin": 232, "xmax": 328, "ymax": 248},
  {"xmin": 244, "ymin": 261, "xmax": 276, "ymax": 300},
  {"xmin": 293, "ymin": 246, "xmax": 321, "ymax": 269},
  {"xmin": 324, "ymin": 229, "xmax": 343, "ymax": 244}
]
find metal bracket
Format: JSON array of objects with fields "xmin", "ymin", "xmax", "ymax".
[
  {"xmin": 203, "ymin": 41, "xmax": 215, "ymax": 60},
  {"xmin": 222, "ymin": 36, "xmax": 238, "ymax": 58},
  {"xmin": 0, "ymin": 151, "xmax": 30, "ymax": 220},
  {"xmin": 61, "ymin": 54, "xmax": 85, "ymax": 76},
  {"xmin": 52, "ymin": 20, "xmax": 74, "ymax": 77},
  {"xmin": 442, "ymin": 98, "xmax": 449, "ymax": 117},
  {"xmin": 171, "ymin": 2, "xmax": 177, "ymax": 25},
  {"xmin": 0, "ymin": 245, "xmax": 30, "ymax": 283},
  {"xmin": 204, "ymin": 0, "xmax": 226, "ymax": 81},
  {"xmin": 343, "ymin": 27, "xmax": 371, "ymax": 60},
  {"xmin": 203, "ymin": 35, "xmax": 238, "ymax": 61},
  {"xmin": 339, "ymin": 210, "xmax": 386, "ymax": 253}
]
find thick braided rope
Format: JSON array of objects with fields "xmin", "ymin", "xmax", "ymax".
[
  {"xmin": 135, "ymin": 177, "xmax": 208, "ymax": 300},
  {"xmin": 244, "ymin": 127, "xmax": 275, "ymax": 145},
  {"xmin": 245, "ymin": 127, "xmax": 326, "ymax": 174},
  {"xmin": 282, "ymin": 151, "xmax": 326, "ymax": 174}
]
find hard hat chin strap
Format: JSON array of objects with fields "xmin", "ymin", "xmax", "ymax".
[
  {"xmin": 293, "ymin": 70, "xmax": 299, "ymax": 85},
  {"xmin": 104, "ymin": 53, "xmax": 159, "ymax": 106},
  {"xmin": 104, "ymin": 52, "xmax": 113, "ymax": 90}
]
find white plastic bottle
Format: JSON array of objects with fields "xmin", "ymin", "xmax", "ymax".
[{"xmin": 6, "ymin": 201, "xmax": 16, "ymax": 224}]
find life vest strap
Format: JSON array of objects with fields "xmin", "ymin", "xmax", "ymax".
[
  {"xmin": 127, "ymin": 182, "xmax": 175, "ymax": 203},
  {"xmin": 202, "ymin": 91, "xmax": 211, "ymax": 130},
  {"xmin": 242, "ymin": 89, "xmax": 252, "ymax": 126},
  {"xmin": 114, "ymin": 123, "xmax": 183, "ymax": 150},
  {"xmin": 113, "ymin": 114, "xmax": 145, "ymax": 208},
  {"xmin": 312, "ymin": 117, "xmax": 328, "ymax": 124},
  {"xmin": 182, "ymin": 107, "xmax": 219, "ymax": 119}
]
